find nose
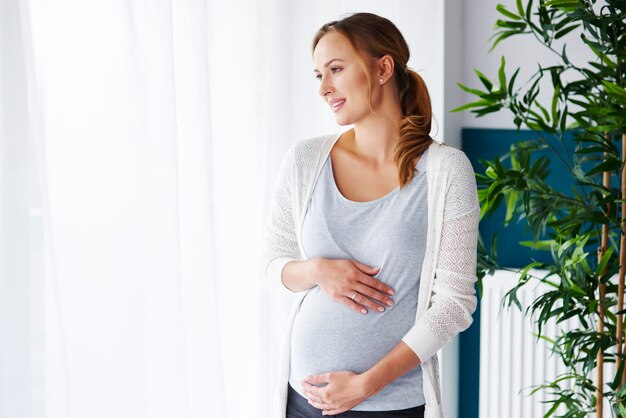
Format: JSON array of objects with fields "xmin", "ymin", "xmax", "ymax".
[{"xmin": 318, "ymin": 78, "xmax": 332, "ymax": 97}]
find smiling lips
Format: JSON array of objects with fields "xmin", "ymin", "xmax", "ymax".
[{"xmin": 329, "ymin": 99, "xmax": 346, "ymax": 112}]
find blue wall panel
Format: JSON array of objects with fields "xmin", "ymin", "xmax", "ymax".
[{"xmin": 457, "ymin": 127, "xmax": 581, "ymax": 418}]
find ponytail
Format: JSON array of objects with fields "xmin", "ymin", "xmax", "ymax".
[{"xmin": 394, "ymin": 68, "xmax": 433, "ymax": 188}]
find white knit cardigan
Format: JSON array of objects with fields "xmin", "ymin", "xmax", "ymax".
[{"xmin": 260, "ymin": 133, "xmax": 480, "ymax": 418}]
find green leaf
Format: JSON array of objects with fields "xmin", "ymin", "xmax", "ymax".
[
  {"xmin": 475, "ymin": 105, "xmax": 503, "ymax": 116},
  {"xmin": 596, "ymin": 246, "xmax": 614, "ymax": 276},
  {"xmin": 585, "ymin": 157, "xmax": 622, "ymax": 177},
  {"xmin": 480, "ymin": 201, "xmax": 491, "ymax": 219},
  {"xmin": 457, "ymin": 82, "xmax": 485, "ymax": 97},
  {"xmin": 561, "ymin": 44, "xmax": 569, "ymax": 65},
  {"xmin": 544, "ymin": 0, "xmax": 582, "ymax": 8},
  {"xmin": 498, "ymin": 56, "xmax": 507, "ymax": 91},
  {"xmin": 504, "ymin": 285, "xmax": 523, "ymax": 311},
  {"xmin": 474, "ymin": 69, "xmax": 493, "ymax": 91},
  {"xmin": 451, "ymin": 99, "xmax": 494, "ymax": 113},
  {"xmin": 519, "ymin": 261, "xmax": 543, "ymax": 281},
  {"xmin": 559, "ymin": 104, "xmax": 568, "ymax": 133},
  {"xmin": 508, "ymin": 67, "xmax": 520, "ymax": 96},
  {"xmin": 575, "ymin": 145, "xmax": 607, "ymax": 155},
  {"xmin": 557, "ymin": 236, "xmax": 579, "ymax": 258},
  {"xmin": 525, "ymin": 0, "xmax": 534, "ymax": 25},
  {"xmin": 544, "ymin": 398, "xmax": 562, "ymax": 417},
  {"xmin": 565, "ymin": 276, "xmax": 587, "ymax": 296},
  {"xmin": 555, "ymin": 24, "xmax": 579, "ymax": 39},
  {"xmin": 489, "ymin": 30, "xmax": 524, "ymax": 51},
  {"xmin": 486, "ymin": 193, "xmax": 505, "ymax": 217},
  {"xmin": 487, "ymin": 181, "xmax": 505, "ymax": 199},
  {"xmin": 529, "ymin": 156, "xmax": 550, "ymax": 178},
  {"xmin": 534, "ymin": 101, "xmax": 551, "ymax": 123},
  {"xmin": 496, "ymin": 4, "xmax": 522, "ymax": 20},
  {"xmin": 602, "ymin": 81, "xmax": 626, "ymax": 103},
  {"xmin": 481, "ymin": 89, "xmax": 507, "ymax": 101},
  {"xmin": 495, "ymin": 19, "xmax": 527, "ymax": 30},
  {"xmin": 551, "ymin": 83, "xmax": 560, "ymax": 128},
  {"xmin": 519, "ymin": 240, "xmax": 554, "ymax": 250},
  {"xmin": 504, "ymin": 191, "xmax": 518, "ymax": 223}
]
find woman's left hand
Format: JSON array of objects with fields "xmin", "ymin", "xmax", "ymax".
[{"xmin": 301, "ymin": 370, "xmax": 378, "ymax": 415}]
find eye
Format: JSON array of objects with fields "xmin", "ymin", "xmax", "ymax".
[{"xmin": 314, "ymin": 67, "xmax": 342, "ymax": 81}]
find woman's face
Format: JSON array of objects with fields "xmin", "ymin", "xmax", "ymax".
[{"xmin": 313, "ymin": 32, "xmax": 375, "ymax": 126}]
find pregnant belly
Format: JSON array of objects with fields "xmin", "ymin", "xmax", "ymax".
[{"xmin": 289, "ymin": 286, "xmax": 418, "ymax": 382}]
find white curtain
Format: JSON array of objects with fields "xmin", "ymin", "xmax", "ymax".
[{"xmin": 0, "ymin": 1, "xmax": 448, "ymax": 418}]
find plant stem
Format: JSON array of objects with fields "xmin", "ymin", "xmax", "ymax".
[
  {"xmin": 597, "ymin": 261, "xmax": 606, "ymax": 418},
  {"xmin": 597, "ymin": 150, "xmax": 611, "ymax": 418},
  {"xmin": 620, "ymin": 133, "xmax": 626, "ymax": 387}
]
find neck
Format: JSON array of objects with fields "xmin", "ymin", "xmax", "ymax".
[
  {"xmin": 348, "ymin": 112, "xmax": 403, "ymax": 166},
  {"xmin": 339, "ymin": 80, "xmax": 405, "ymax": 166}
]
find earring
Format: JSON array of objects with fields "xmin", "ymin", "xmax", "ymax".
[{"xmin": 380, "ymin": 78, "xmax": 384, "ymax": 84}]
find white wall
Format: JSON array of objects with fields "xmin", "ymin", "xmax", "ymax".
[{"xmin": 443, "ymin": 0, "xmax": 465, "ymax": 149}]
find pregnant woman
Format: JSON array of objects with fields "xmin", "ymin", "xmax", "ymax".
[{"xmin": 260, "ymin": 12, "xmax": 479, "ymax": 418}]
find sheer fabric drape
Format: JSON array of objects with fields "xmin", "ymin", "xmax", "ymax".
[{"xmin": 0, "ymin": 1, "xmax": 446, "ymax": 418}]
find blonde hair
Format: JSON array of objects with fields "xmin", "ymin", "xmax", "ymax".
[{"xmin": 312, "ymin": 13, "xmax": 433, "ymax": 188}]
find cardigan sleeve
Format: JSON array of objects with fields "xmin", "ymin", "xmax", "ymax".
[
  {"xmin": 401, "ymin": 149, "xmax": 480, "ymax": 363},
  {"xmin": 259, "ymin": 145, "xmax": 302, "ymax": 294}
]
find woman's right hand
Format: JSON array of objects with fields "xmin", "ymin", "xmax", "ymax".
[
  {"xmin": 283, "ymin": 258, "xmax": 395, "ymax": 314},
  {"xmin": 314, "ymin": 258, "xmax": 395, "ymax": 314}
]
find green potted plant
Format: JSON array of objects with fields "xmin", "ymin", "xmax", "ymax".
[{"xmin": 455, "ymin": 1, "xmax": 626, "ymax": 416}]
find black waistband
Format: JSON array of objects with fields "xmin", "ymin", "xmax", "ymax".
[{"xmin": 286, "ymin": 383, "xmax": 425, "ymax": 418}]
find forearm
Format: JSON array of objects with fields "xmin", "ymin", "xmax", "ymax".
[
  {"xmin": 363, "ymin": 341, "xmax": 421, "ymax": 396},
  {"xmin": 281, "ymin": 258, "xmax": 321, "ymax": 292}
]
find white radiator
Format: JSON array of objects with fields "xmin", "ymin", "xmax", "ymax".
[{"xmin": 479, "ymin": 269, "xmax": 615, "ymax": 418}]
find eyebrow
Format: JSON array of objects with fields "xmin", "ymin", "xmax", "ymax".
[{"xmin": 313, "ymin": 59, "xmax": 345, "ymax": 73}]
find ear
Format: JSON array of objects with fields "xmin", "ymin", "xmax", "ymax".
[{"xmin": 376, "ymin": 55, "xmax": 395, "ymax": 84}]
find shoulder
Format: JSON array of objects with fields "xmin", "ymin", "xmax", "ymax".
[
  {"xmin": 285, "ymin": 133, "xmax": 337, "ymax": 169},
  {"xmin": 291, "ymin": 133, "xmax": 336, "ymax": 157},
  {"xmin": 430, "ymin": 142, "xmax": 474, "ymax": 175}
]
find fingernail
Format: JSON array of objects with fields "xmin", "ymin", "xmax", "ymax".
[
  {"xmin": 378, "ymin": 306, "xmax": 385, "ymax": 312},
  {"xmin": 361, "ymin": 308, "xmax": 367, "ymax": 314},
  {"xmin": 387, "ymin": 299, "xmax": 394, "ymax": 306},
  {"xmin": 388, "ymin": 289, "xmax": 395, "ymax": 295}
]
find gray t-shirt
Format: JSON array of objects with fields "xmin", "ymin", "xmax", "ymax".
[{"xmin": 288, "ymin": 148, "xmax": 429, "ymax": 411}]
